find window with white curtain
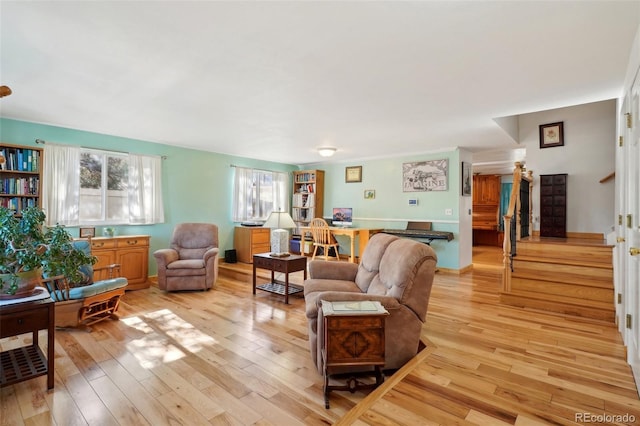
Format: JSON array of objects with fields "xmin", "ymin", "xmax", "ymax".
[
  {"xmin": 43, "ymin": 143, "xmax": 164, "ymax": 226},
  {"xmin": 232, "ymin": 167, "xmax": 289, "ymax": 222}
]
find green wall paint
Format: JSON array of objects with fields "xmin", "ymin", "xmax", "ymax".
[
  {"xmin": 303, "ymin": 150, "xmax": 462, "ymax": 269},
  {"xmin": 1, "ymin": 118, "xmax": 464, "ymax": 272},
  {"xmin": 0, "ymin": 118, "xmax": 297, "ymax": 275}
]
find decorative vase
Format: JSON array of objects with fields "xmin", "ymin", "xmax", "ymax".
[{"xmin": 0, "ymin": 269, "xmax": 43, "ymax": 299}]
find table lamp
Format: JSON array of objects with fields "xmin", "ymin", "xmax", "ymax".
[{"xmin": 263, "ymin": 210, "xmax": 297, "ymax": 257}]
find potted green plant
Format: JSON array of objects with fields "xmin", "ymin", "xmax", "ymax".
[{"xmin": 0, "ymin": 206, "xmax": 97, "ymax": 297}]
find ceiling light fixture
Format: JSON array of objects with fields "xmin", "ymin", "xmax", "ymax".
[{"xmin": 317, "ymin": 147, "xmax": 337, "ymax": 157}]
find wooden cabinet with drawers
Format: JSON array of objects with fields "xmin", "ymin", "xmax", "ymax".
[
  {"xmin": 540, "ymin": 173, "xmax": 567, "ymax": 238},
  {"xmin": 90, "ymin": 235, "xmax": 150, "ymax": 290},
  {"xmin": 234, "ymin": 226, "xmax": 271, "ymax": 263},
  {"xmin": 0, "ymin": 298, "xmax": 55, "ymax": 389}
]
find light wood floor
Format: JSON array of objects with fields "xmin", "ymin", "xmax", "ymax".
[{"xmin": 2, "ymin": 246, "xmax": 639, "ymax": 425}]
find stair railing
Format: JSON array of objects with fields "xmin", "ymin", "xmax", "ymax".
[{"xmin": 502, "ymin": 162, "xmax": 524, "ymax": 292}]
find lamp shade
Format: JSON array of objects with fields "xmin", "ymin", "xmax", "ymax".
[
  {"xmin": 263, "ymin": 211, "xmax": 296, "ymax": 229},
  {"xmin": 263, "ymin": 211, "xmax": 296, "ymax": 255}
]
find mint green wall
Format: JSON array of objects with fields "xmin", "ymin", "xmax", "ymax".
[
  {"xmin": 303, "ymin": 150, "xmax": 463, "ymax": 269},
  {"xmin": 1, "ymin": 117, "xmax": 464, "ymax": 272},
  {"xmin": 0, "ymin": 118, "xmax": 297, "ymax": 275}
]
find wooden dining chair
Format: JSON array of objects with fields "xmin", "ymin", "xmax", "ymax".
[{"xmin": 309, "ymin": 218, "xmax": 341, "ymax": 261}]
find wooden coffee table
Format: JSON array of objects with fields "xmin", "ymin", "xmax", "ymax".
[{"xmin": 252, "ymin": 253, "xmax": 307, "ymax": 304}]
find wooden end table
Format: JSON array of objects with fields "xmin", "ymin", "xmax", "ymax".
[
  {"xmin": 252, "ymin": 253, "xmax": 307, "ymax": 304},
  {"xmin": 0, "ymin": 297, "xmax": 55, "ymax": 389},
  {"xmin": 321, "ymin": 300, "xmax": 389, "ymax": 409}
]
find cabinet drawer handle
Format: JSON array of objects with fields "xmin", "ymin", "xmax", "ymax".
[
  {"xmin": 17, "ymin": 318, "xmax": 24, "ymax": 324},
  {"xmin": 128, "ymin": 240, "xmax": 138, "ymax": 245},
  {"xmin": 94, "ymin": 242, "xmax": 104, "ymax": 247}
]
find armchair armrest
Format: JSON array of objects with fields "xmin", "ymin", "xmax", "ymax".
[
  {"xmin": 203, "ymin": 247, "xmax": 220, "ymax": 263},
  {"xmin": 308, "ymin": 260, "xmax": 358, "ymax": 281},
  {"xmin": 153, "ymin": 248, "xmax": 180, "ymax": 267}
]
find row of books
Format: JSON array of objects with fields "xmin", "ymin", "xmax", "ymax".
[
  {"xmin": 294, "ymin": 172, "xmax": 316, "ymax": 183},
  {"xmin": 292, "ymin": 208, "xmax": 314, "ymax": 221},
  {"xmin": 1, "ymin": 177, "xmax": 40, "ymax": 195},
  {"xmin": 293, "ymin": 192, "xmax": 315, "ymax": 207},
  {"xmin": 0, "ymin": 148, "xmax": 40, "ymax": 172},
  {"xmin": 0, "ymin": 197, "xmax": 39, "ymax": 213},
  {"xmin": 295, "ymin": 183, "xmax": 315, "ymax": 193}
]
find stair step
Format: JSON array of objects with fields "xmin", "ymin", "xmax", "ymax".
[
  {"xmin": 510, "ymin": 276, "xmax": 614, "ymax": 303},
  {"xmin": 502, "ymin": 237, "xmax": 615, "ymax": 322},
  {"xmin": 513, "ymin": 254, "xmax": 612, "ymax": 269},
  {"xmin": 512, "ymin": 259, "xmax": 612, "ymax": 287},
  {"xmin": 501, "ymin": 290, "xmax": 614, "ymax": 322},
  {"xmin": 516, "ymin": 240, "xmax": 612, "ymax": 267}
]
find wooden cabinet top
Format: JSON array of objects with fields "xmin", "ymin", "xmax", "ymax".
[{"xmin": 89, "ymin": 235, "xmax": 150, "ymax": 241}]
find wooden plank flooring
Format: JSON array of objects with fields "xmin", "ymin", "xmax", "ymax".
[{"xmin": 1, "ymin": 246, "xmax": 639, "ymax": 425}]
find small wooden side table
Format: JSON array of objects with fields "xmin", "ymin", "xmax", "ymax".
[
  {"xmin": 252, "ymin": 253, "xmax": 307, "ymax": 304},
  {"xmin": 0, "ymin": 297, "xmax": 55, "ymax": 389},
  {"xmin": 321, "ymin": 300, "xmax": 389, "ymax": 409}
]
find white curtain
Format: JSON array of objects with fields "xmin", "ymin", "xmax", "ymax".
[
  {"xmin": 128, "ymin": 154, "xmax": 165, "ymax": 224},
  {"xmin": 232, "ymin": 167, "xmax": 289, "ymax": 222},
  {"xmin": 273, "ymin": 171, "xmax": 289, "ymax": 212},
  {"xmin": 42, "ymin": 143, "xmax": 81, "ymax": 226},
  {"xmin": 232, "ymin": 167, "xmax": 254, "ymax": 222}
]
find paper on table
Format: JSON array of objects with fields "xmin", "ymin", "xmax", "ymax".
[
  {"xmin": 321, "ymin": 300, "xmax": 389, "ymax": 316},
  {"xmin": 332, "ymin": 301, "xmax": 378, "ymax": 311}
]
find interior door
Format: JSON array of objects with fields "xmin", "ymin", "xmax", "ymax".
[
  {"xmin": 626, "ymin": 72, "xmax": 640, "ymax": 379},
  {"xmin": 616, "ymin": 95, "xmax": 628, "ymax": 337}
]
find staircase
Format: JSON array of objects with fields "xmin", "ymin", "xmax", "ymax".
[
  {"xmin": 501, "ymin": 237, "xmax": 615, "ymax": 322},
  {"xmin": 499, "ymin": 162, "xmax": 615, "ymax": 322}
]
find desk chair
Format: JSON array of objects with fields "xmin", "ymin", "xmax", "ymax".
[{"xmin": 309, "ymin": 218, "xmax": 341, "ymax": 261}]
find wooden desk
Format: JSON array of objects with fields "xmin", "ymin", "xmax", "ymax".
[
  {"xmin": 299, "ymin": 226, "xmax": 382, "ymax": 263},
  {"xmin": 0, "ymin": 297, "xmax": 55, "ymax": 389}
]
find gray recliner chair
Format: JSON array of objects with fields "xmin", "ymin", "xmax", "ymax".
[
  {"xmin": 153, "ymin": 223, "xmax": 219, "ymax": 291},
  {"xmin": 303, "ymin": 232, "xmax": 437, "ymax": 373}
]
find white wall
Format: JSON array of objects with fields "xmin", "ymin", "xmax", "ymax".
[
  {"xmin": 458, "ymin": 149, "xmax": 473, "ymax": 269},
  {"xmin": 520, "ymin": 99, "xmax": 616, "ymax": 236}
]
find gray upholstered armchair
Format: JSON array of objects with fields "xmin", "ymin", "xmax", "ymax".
[
  {"xmin": 303, "ymin": 233, "xmax": 437, "ymax": 373},
  {"xmin": 154, "ymin": 223, "xmax": 219, "ymax": 291}
]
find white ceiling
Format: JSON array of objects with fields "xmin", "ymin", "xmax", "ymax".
[{"xmin": 1, "ymin": 1, "xmax": 639, "ymax": 168}]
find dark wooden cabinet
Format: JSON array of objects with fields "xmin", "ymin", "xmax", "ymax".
[
  {"xmin": 0, "ymin": 298, "xmax": 55, "ymax": 389},
  {"xmin": 321, "ymin": 301, "xmax": 388, "ymax": 409},
  {"xmin": 540, "ymin": 174, "xmax": 567, "ymax": 238}
]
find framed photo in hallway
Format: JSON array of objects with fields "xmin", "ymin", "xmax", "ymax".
[
  {"xmin": 539, "ymin": 122, "xmax": 564, "ymax": 148},
  {"xmin": 461, "ymin": 162, "xmax": 472, "ymax": 196}
]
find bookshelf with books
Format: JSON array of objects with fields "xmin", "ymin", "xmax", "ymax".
[
  {"xmin": 0, "ymin": 143, "xmax": 43, "ymax": 215},
  {"xmin": 292, "ymin": 169, "xmax": 324, "ymax": 230}
]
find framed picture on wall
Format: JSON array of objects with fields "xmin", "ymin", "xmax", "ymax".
[
  {"xmin": 539, "ymin": 122, "xmax": 564, "ymax": 148},
  {"xmin": 461, "ymin": 162, "xmax": 472, "ymax": 196},
  {"xmin": 402, "ymin": 159, "xmax": 448, "ymax": 192},
  {"xmin": 79, "ymin": 227, "xmax": 96, "ymax": 238},
  {"xmin": 345, "ymin": 166, "xmax": 362, "ymax": 183}
]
